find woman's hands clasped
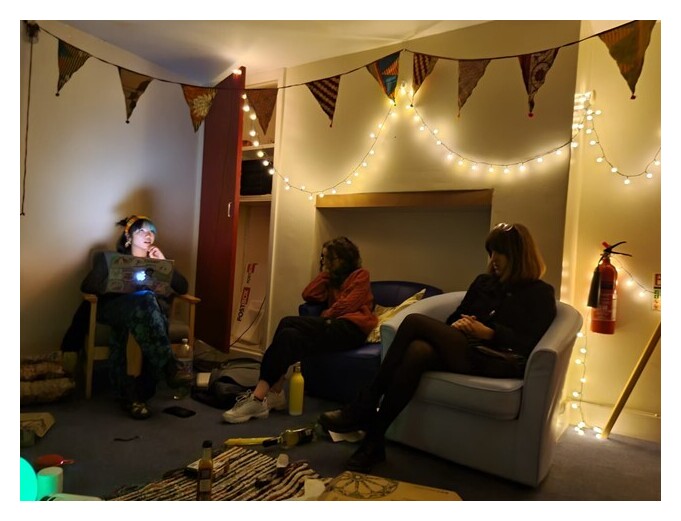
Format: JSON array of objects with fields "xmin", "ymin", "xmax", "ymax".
[{"xmin": 452, "ymin": 314, "xmax": 495, "ymax": 341}]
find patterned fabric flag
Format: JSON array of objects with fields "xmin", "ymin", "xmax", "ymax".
[
  {"xmin": 306, "ymin": 75, "xmax": 341, "ymax": 127},
  {"xmin": 598, "ymin": 20, "xmax": 656, "ymax": 99},
  {"xmin": 246, "ymin": 88, "xmax": 278, "ymax": 134},
  {"xmin": 56, "ymin": 40, "xmax": 91, "ymax": 95},
  {"xmin": 412, "ymin": 53, "xmax": 439, "ymax": 95},
  {"xmin": 518, "ymin": 48, "xmax": 559, "ymax": 117},
  {"xmin": 366, "ymin": 51, "xmax": 401, "ymax": 101},
  {"xmin": 457, "ymin": 59, "xmax": 491, "ymax": 116},
  {"xmin": 181, "ymin": 85, "xmax": 218, "ymax": 132},
  {"xmin": 118, "ymin": 68, "xmax": 153, "ymax": 123}
]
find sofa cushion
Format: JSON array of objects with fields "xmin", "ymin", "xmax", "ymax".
[
  {"xmin": 413, "ymin": 371, "xmax": 524, "ymax": 420},
  {"xmin": 366, "ymin": 288, "xmax": 426, "ymax": 343}
]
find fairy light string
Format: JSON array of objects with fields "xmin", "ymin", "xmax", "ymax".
[
  {"xmin": 571, "ymin": 256, "xmax": 657, "ymax": 438},
  {"xmin": 248, "ymin": 87, "xmax": 663, "ymax": 198}
]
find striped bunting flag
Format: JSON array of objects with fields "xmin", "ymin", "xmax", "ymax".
[
  {"xmin": 56, "ymin": 40, "xmax": 91, "ymax": 96},
  {"xmin": 306, "ymin": 75, "xmax": 341, "ymax": 127},
  {"xmin": 412, "ymin": 53, "xmax": 439, "ymax": 96}
]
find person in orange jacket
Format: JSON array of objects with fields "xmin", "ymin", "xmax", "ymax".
[{"xmin": 222, "ymin": 236, "xmax": 377, "ymax": 424}]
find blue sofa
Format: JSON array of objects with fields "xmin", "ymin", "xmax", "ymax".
[{"xmin": 299, "ymin": 280, "xmax": 443, "ymax": 403}]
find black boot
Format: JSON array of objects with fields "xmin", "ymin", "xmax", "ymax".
[
  {"xmin": 346, "ymin": 436, "xmax": 386, "ymax": 473},
  {"xmin": 318, "ymin": 389, "xmax": 379, "ymax": 433}
]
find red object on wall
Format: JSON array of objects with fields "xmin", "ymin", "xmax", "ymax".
[
  {"xmin": 590, "ymin": 254, "xmax": 618, "ymax": 334},
  {"xmin": 587, "ymin": 241, "xmax": 631, "ymax": 335}
]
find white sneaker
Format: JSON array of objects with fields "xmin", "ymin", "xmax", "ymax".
[
  {"xmin": 267, "ymin": 390, "xmax": 287, "ymax": 411},
  {"xmin": 222, "ymin": 391, "xmax": 269, "ymax": 424}
]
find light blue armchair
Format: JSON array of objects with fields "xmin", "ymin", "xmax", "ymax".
[{"xmin": 380, "ymin": 291, "xmax": 583, "ymax": 487}]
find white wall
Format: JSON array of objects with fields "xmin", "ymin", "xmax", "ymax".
[
  {"xmin": 563, "ymin": 21, "xmax": 661, "ymax": 441},
  {"xmin": 267, "ymin": 20, "xmax": 580, "ymax": 341},
  {"xmin": 19, "ymin": 21, "xmax": 203, "ymax": 356}
]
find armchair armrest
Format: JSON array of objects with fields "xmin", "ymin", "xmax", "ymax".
[{"xmin": 175, "ymin": 293, "xmax": 201, "ymax": 305}]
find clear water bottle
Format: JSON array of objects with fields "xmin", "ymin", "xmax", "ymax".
[
  {"xmin": 288, "ymin": 362, "xmax": 304, "ymax": 416},
  {"xmin": 173, "ymin": 338, "xmax": 193, "ymax": 400}
]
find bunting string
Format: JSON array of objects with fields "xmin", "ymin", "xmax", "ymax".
[
  {"xmin": 21, "ymin": 21, "xmax": 41, "ymax": 216},
  {"xmin": 31, "ymin": 20, "xmax": 655, "ymax": 133}
]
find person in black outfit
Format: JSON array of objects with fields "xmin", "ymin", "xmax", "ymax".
[
  {"xmin": 318, "ymin": 222, "xmax": 557, "ymax": 472},
  {"xmin": 80, "ymin": 215, "xmax": 189, "ymax": 419}
]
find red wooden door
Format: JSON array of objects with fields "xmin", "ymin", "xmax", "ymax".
[{"xmin": 194, "ymin": 69, "xmax": 245, "ymax": 352}]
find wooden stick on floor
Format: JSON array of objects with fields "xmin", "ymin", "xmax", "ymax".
[{"xmin": 601, "ymin": 321, "xmax": 661, "ymax": 439}]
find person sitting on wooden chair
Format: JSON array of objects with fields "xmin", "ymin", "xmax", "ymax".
[{"xmin": 80, "ymin": 215, "xmax": 189, "ymax": 419}]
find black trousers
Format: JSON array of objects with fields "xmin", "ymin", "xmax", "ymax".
[
  {"xmin": 259, "ymin": 315, "xmax": 367, "ymax": 386},
  {"xmin": 365, "ymin": 313, "xmax": 525, "ymax": 439}
]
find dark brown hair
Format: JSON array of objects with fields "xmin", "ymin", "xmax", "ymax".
[
  {"xmin": 485, "ymin": 223, "xmax": 546, "ymax": 283},
  {"xmin": 323, "ymin": 236, "xmax": 362, "ymax": 287}
]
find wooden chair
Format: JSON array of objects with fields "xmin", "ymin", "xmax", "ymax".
[{"xmin": 82, "ymin": 292, "xmax": 200, "ymax": 398}]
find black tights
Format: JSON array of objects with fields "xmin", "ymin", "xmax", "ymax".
[{"xmin": 363, "ymin": 313, "xmax": 517, "ymax": 439}]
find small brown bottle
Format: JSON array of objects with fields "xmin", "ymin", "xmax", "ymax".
[{"xmin": 196, "ymin": 440, "xmax": 214, "ymax": 500}]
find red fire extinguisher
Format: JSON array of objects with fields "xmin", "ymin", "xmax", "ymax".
[{"xmin": 587, "ymin": 241, "xmax": 631, "ymax": 334}]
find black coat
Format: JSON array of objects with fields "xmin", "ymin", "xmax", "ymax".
[{"xmin": 446, "ymin": 273, "xmax": 556, "ymax": 359}]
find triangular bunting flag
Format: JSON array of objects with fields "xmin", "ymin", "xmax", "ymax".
[
  {"xmin": 457, "ymin": 59, "xmax": 490, "ymax": 117},
  {"xmin": 56, "ymin": 40, "xmax": 91, "ymax": 96},
  {"xmin": 306, "ymin": 76, "xmax": 341, "ymax": 127},
  {"xmin": 518, "ymin": 48, "xmax": 559, "ymax": 117},
  {"xmin": 412, "ymin": 53, "xmax": 439, "ymax": 96},
  {"xmin": 598, "ymin": 20, "xmax": 656, "ymax": 99},
  {"xmin": 118, "ymin": 68, "xmax": 153, "ymax": 123},
  {"xmin": 181, "ymin": 85, "xmax": 218, "ymax": 132},
  {"xmin": 246, "ymin": 88, "xmax": 278, "ymax": 134},
  {"xmin": 366, "ymin": 51, "xmax": 401, "ymax": 101}
]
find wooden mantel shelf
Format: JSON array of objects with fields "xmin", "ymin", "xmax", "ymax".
[{"xmin": 315, "ymin": 189, "xmax": 493, "ymax": 209}]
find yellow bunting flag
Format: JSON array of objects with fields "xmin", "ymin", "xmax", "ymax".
[
  {"xmin": 181, "ymin": 85, "xmax": 218, "ymax": 132},
  {"xmin": 599, "ymin": 20, "xmax": 656, "ymax": 99},
  {"xmin": 56, "ymin": 40, "xmax": 91, "ymax": 96},
  {"xmin": 457, "ymin": 59, "xmax": 490, "ymax": 117},
  {"xmin": 118, "ymin": 68, "xmax": 153, "ymax": 123},
  {"xmin": 306, "ymin": 75, "xmax": 341, "ymax": 127},
  {"xmin": 246, "ymin": 88, "xmax": 278, "ymax": 134},
  {"xmin": 518, "ymin": 48, "xmax": 559, "ymax": 117},
  {"xmin": 412, "ymin": 53, "xmax": 438, "ymax": 96},
  {"xmin": 366, "ymin": 51, "xmax": 401, "ymax": 101}
]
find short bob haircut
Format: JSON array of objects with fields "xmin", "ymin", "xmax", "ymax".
[
  {"xmin": 115, "ymin": 215, "xmax": 157, "ymax": 254},
  {"xmin": 485, "ymin": 223, "xmax": 546, "ymax": 284}
]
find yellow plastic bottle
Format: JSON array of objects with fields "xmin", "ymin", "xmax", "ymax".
[{"xmin": 288, "ymin": 362, "xmax": 304, "ymax": 416}]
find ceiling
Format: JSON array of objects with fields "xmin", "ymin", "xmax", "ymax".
[{"xmin": 60, "ymin": 20, "xmax": 490, "ymax": 85}]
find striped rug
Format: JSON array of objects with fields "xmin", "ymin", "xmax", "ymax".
[{"xmin": 107, "ymin": 446, "xmax": 322, "ymax": 501}]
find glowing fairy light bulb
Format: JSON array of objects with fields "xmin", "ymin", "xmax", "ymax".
[
  {"xmin": 249, "ymin": 129, "xmax": 256, "ymax": 137},
  {"xmin": 596, "ymin": 157, "xmax": 604, "ymax": 163},
  {"xmin": 262, "ymin": 160, "xmax": 270, "ymax": 166},
  {"xmin": 256, "ymin": 150, "xmax": 264, "ymax": 158},
  {"xmin": 249, "ymin": 113, "xmax": 257, "ymax": 120},
  {"xmin": 646, "ymin": 172, "xmax": 653, "ymax": 179},
  {"xmin": 504, "ymin": 167, "xmax": 510, "ymax": 174},
  {"xmin": 536, "ymin": 156, "xmax": 544, "ymax": 163},
  {"xmin": 611, "ymin": 167, "xmax": 618, "ymax": 173}
]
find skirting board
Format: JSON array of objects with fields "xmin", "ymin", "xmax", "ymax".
[{"xmin": 567, "ymin": 401, "xmax": 660, "ymax": 443}]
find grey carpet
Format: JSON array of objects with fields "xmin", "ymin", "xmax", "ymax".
[{"xmin": 20, "ymin": 377, "xmax": 660, "ymax": 501}]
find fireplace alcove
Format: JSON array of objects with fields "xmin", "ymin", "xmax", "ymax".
[{"xmin": 314, "ymin": 189, "xmax": 493, "ymax": 293}]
